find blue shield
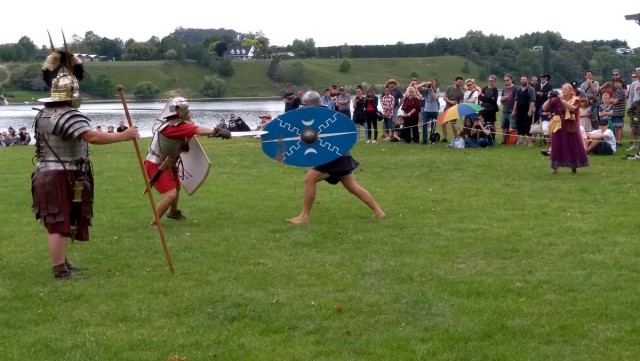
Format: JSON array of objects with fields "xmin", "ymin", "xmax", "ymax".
[{"xmin": 261, "ymin": 107, "xmax": 357, "ymax": 167}]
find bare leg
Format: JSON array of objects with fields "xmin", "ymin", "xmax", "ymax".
[
  {"xmin": 340, "ymin": 174, "xmax": 385, "ymax": 218},
  {"xmin": 451, "ymin": 124, "xmax": 458, "ymax": 139},
  {"xmin": 152, "ymin": 188, "xmax": 178, "ymax": 224},
  {"xmin": 169, "ymin": 188, "xmax": 180, "ymax": 214},
  {"xmin": 48, "ymin": 232, "xmax": 67, "ymax": 267},
  {"xmin": 287, "ymin": 169, "xmax": 328, "ymax": 224}
]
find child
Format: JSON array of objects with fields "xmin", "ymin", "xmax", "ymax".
[
  {"xmin": 578, "ymin": 97, "xmax": 592, "ymax": 132},
  {"xmin": 598, "ymin": 93, "xmax": 613, "ymax": 130}
]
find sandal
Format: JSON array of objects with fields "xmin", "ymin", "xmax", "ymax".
[{"xmin": 167, "ymin": 210, "xmax": 186, "ymax": 220}]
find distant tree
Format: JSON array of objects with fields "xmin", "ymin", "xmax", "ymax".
[
  {"xmin": 462, "ymin": 62, "xmax": 470, "ymax": 74},
  {"xmin": 214, "ymin": 42, "xmax": 228, "ymax": 57},
  {"xmin": 287, "ymin": 61, "xmax": 307, "ymax": 85},
  {"xmin": 200, "ymin": 75, "xmax": 226, "ymax": 98},
  {"xmin": 160, "ymin": 35, "xmax": 186, "ymax": 61},
  {"xmin": 268, "ymin": 58, "xmax": 284, "ymax": 81},
  {"xmin": 339, "ymin": 44, "xmax": 352, "ymax": 59},
  {"xmin": 218, "ymin": 58, "xmax": 234, "ymax": 76},
  {"xmin": 10, "ymin": 64, "xmax": 42, "ymax": 91},
  {"xmin": 133, "ymin": 81, "xmax": 160, "ymax": 99},
  {"xmin": 92, "ymin": 74, "xmax": 116, "ymax": 98},
  {"xmin": 165, "ymin": 49, "xmax": 178, "ymax": 61},
  {"xmin": 542, "ymin": 38, "xmax": 553, "ymax": 76},
  {"xmin": 339, "ymin": 58, "xmax": 351, "ymax": 73},
  {"xmin": 17, "ymin": 36, "xmax": 37, "ymax": 61}
]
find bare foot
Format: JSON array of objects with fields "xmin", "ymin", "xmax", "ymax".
[
  {"xmin": 373, "ymin": 210, "xmax": 386, "ymax": 219},
  {"xmin": 286, "ymin": 215, "xmax": 309, "ymax": 224}
]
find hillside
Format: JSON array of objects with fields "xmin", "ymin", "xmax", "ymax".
[{"xmin": 0, "ymin": 57, "xmax": 485, "ymax": 102}]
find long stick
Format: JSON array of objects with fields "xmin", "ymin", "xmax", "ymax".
[{"xmin": 117, "ymin": 85, "xmax": 175, "ymax": 273}]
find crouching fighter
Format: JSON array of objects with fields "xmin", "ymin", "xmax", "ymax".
[
  {"xmin": 145, "ymin": 97, "xmax": 230, "ymax": 227},
  {"xmin": 32, "ymin": 49, "xmax": 139, "ymax": 279}
]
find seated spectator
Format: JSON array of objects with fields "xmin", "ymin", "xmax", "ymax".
[
  {"xmin": 107, "ymin": 125, "xmax": 115, "ymax": 133},
  {"xmin": 585, "ymin": 119, "xmax": 616, "ymax": 155},
  {"xmin": 389, "ymin": 119, "xmax": 404, "ymax": 142},
  {"xmin": 217, "ymin": 118, "xmax": 228, "ymax": 129},
  {"xmin": 256, "ymin": 114, "xmax": 272, "ymax": 130},
  {"xmin": 461, "ymin": 117, "xmax": 476, "ymax": 147},
  {"xmin": 470, "ymin": 112, "xmax": 495, "ymax": 147},
  {"xmin": 17, "ymin": 127, "xmax": 31, "ymax": 145},
  {"xmin": 1, "ymin": 127, "xmax": 19, "ymax": 147},
  {"xmin": 227, "ymin": 114, "xmax": 238, "ymax": 131},
  {"xmin": 116, "ymin": 120, "xmax": 128, "ymax": 133}
]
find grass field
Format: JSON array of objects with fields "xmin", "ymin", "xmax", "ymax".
[{"xmin": 1, "ymin": 135, "xmax": 639, "ymax": 360}]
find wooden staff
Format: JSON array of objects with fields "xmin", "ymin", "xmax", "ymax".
[{"xmin": 117, "ymin": 85, "xmax": 174, "ymax": 273}]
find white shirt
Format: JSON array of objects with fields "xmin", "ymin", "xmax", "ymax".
[{"xmin": 590, "ymin": 128, "xmax": 616, "ymax": 152}]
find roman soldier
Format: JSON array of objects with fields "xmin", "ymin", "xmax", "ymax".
[
  {"xmin": 144, "ymin": 97, "xmax": 230, "ymax": 227},
  {"xmin": 32, "ymin": 41, "xmax": 139, "ymax": 279}
]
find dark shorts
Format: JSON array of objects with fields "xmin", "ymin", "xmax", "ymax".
[
  {"xmin": 314, "ymin": 155, "xmax": 359, "ymax": 185},
  {"xmin": 593, "ymin": 142, "xmax": 614, "ymax": 155}
]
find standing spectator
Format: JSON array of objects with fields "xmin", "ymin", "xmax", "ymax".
[
  {"xmin": 322, "ymin": 89, "xmax": 335, "ymax": 110},
  {"xmin": 398, "ymin": 86, "xmax": 421, "ymax": 144},
  {"xmin": 627, "ymin": 70, "xmax": 638, "ymax": 105},
  {"xmin": 611, "ymin": 69, "xmax": 628, "ymax": 97},
  {"xmin": 500, "ymin": 74, "xmax": 517, "ymax": 144},
  {"xmin": 542, "ymin": 83, "xmax": 589, "ymax": 174},
  {"xmin": 386, "ymin": 79, "xmax": 404, "ymax": 130},
  {"xmin": 116, "ymin": 120, "xmax": 128, "ymax": 133},
  {"xmin": 598, "ymin": 92, "xmax": 613, "ymax": 129},
  {"xmin": 628, "ymin": 69, "xmax": 640, "ymax": 151},
  {"xmin": 380, "ymin": 86, "xmax": 395, "ymax": 140},
  {"xmin": 610, "ymin": 79, "xmax": 626, "ymax": 147},
  {"xmin": 535, "ymin": 74, "xmax": 553, "ymax": 123},
  {"xmin": 352, "ymin": 86, "xmax": 366, "ymax": 141},
  {"xmin": 463, "ymin": 79, "xmax": 480, "ymax": 104},
  {"xmin": 579, "ymin": 70, "xmax": 601, "ymax": 130},
  {"xmin": 578, "ymin": 97, "xmax": 593, "ymax": 132},
  {"xmin": 363, "ymin": 88, "xmax": 379, "ymax": 143},
  {"xmin": 529, "ymin": 75, "xmax": 538, "ymax": 90},
  {"xmin": 17, "ymin": 127, "xmax": 31, "ymax": 145},
  {"xmin": 417, "ymin": 79, "xmax": 440, "ymax": 144},
  {"xmin": 283, "ymin": 83, "xmax": 295, "ymax": 112},
  {"xmin": 329, "ymin": 84, "xmax": 340, "ymax": 109},
  {"xmin": 336, "ymin": 86, "xmax": 351, "ymax": 119},
  {"xmin": 442, "ymin": 76, "xmax": 465, "ymax": 143},
  {"xmin": 478, "ymin": 75, "xmax": 499, "ymax": 130},
  {"xmin": 291, "ymin": 90, "xmax": 303, "ymax": 111},
  {"xmin": 512, "ymin": 74, "xmax": 535, "ymax": 146},
  {"xmin": 627, "ymin": 97, "xmax": 640, "ymax": 152}
]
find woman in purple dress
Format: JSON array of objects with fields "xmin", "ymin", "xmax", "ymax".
[{"xmin": 543, "ymin": 83, "xmax": 589, "ymax": 174}]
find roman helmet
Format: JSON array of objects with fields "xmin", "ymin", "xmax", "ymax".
[
  {"xmin": 159, "ymin": 96, "xmax": 191, "ymax": 121},
  {"xmin": 37, "ymin": 32, "xmax": 85, "ymax": 108}
]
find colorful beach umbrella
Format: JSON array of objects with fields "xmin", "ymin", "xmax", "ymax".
[{"xmin": 437, "ymin": 103, "xmax": 485, "ymax": 124}]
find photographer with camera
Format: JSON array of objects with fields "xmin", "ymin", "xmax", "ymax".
[{"xmin": 417, "ymin": 79, "xmax": 440, "ymax": 144}]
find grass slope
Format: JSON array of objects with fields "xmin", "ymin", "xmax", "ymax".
[
  {"xmin": 1, "ymin": 138, "xmax": 639, "ymax": 360},
  {"xmin": 3, "ymin": 56, "xmax": 484, "ymax": 102}
]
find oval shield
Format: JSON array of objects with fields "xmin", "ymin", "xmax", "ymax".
[{"xmin": 261, "ymin": 107, "xmax": 357, "ymax": 167}]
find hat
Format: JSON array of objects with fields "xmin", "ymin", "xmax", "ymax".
[
  {"xmin": 540, "ymin": 73, "xmax": 550, "ymax": 80},
  {"xmin": 386, "ymin": 79, "xmax": 398, "ymax": 86}
]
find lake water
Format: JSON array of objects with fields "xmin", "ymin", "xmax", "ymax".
[{"xmin": 0, "ymin": 100, "xmax": 286, "ymax": 139}]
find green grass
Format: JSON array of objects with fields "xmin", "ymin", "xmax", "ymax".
[{"xmin": 1, "ymin": 136, "xmax": 640, "ymax": 360}]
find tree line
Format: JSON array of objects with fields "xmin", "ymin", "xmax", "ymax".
[{"xmin": 1, "ymin": 28, "xmax": 638, "ymax": 97}]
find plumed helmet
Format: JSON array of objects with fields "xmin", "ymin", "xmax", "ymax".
[
  {"xmin": 301, "ymin": 91, "xmax": 323, "ymax": 107},
  {"xmin": 38, "ymin": 50, "xmax": 84, "ymax": 108},
  {"xmin": 159, "ymin": 97, "xmax": 190, "ymax": 119}
]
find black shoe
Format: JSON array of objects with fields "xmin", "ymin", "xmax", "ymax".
[
  {"xmin": 441, "ymin": 138, "xmax": 448, "ymax": 143},
  {"xmin": 540, "ymin": 150, "xmax": 550, "ymax": 156}
]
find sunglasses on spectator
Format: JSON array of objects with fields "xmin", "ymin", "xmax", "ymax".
[{"xmin": 633, "ymin": 76, "xmax": 638, "ymax": 78}]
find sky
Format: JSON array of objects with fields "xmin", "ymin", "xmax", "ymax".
[{"xmin": 2, "ymin": 1, "xmax": 640, "ymax": 50}]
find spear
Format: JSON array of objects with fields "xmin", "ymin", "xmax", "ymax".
[{"xmin": 117, "ymin": 85, "xmax": 175, "ymax": 273}]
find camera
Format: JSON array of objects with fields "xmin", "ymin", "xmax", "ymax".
[{"xmin": 548, "ymin": 90, "xmax": 559, "ymax": 98}]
